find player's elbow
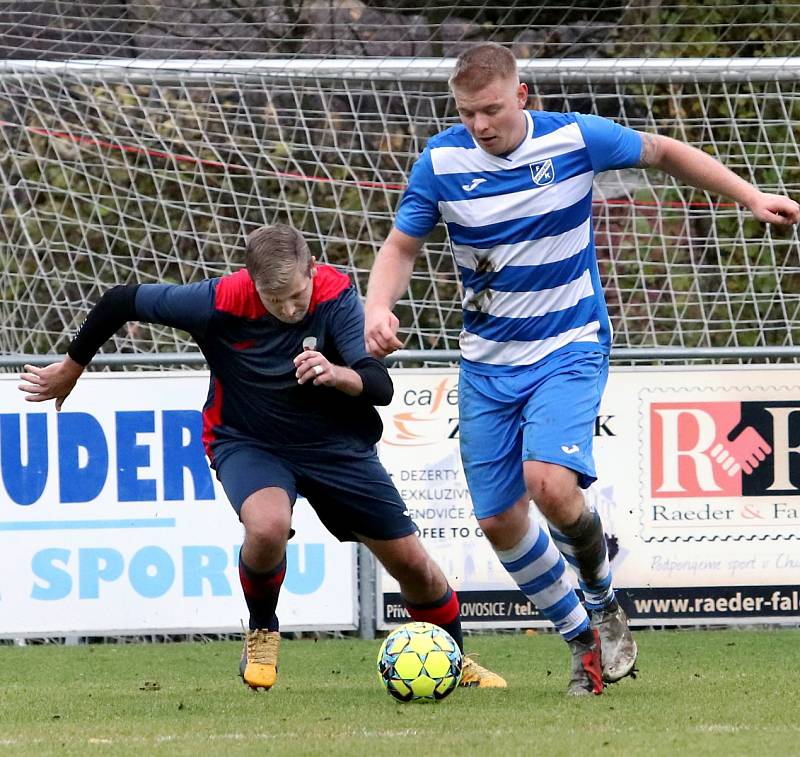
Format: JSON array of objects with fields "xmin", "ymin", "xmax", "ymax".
[
  {"xmin": 637, "ymin": 132, "xmax": 671, "ymax": 170},
  {"xmin": 651, "ymin": 134, "xmax": 692, "ymax": 172},
  {"xmin": 365, "ymin": 371, "xmax": 394, "ymax": 406},
  {"xmin": 370, "ymin": 381, "xmax": 394, "ymax": 406},
  {"xmin": 353, "ymin": 358, "xmax": 394, "ymax": 405}
]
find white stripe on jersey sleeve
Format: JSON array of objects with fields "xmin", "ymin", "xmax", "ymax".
[
  {"xmin": 460, "ymin": 322, "xmax": 601, "ymax": 366},
  {"xmin": 453, "ymin": 217, "xmax": 592, "ymax": 270},
  {"xmin": 440, "ymin": 171, "xmax": 593, "ymax": 228},
  {"xmin": 463, "ymin": 269, "xmax": 594, "ymax": 319},
  {"xmin": 430, "ymin": 121, "xmax": 586, "ymax": 175}
]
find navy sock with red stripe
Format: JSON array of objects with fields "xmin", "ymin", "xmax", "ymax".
[
  {"xmin": 404, "ymin": 586, "xmax": 464, "ymax": 652},
  {"xmin": 239, "ymin": 556, "xmax": 286, "ymax": 631}
]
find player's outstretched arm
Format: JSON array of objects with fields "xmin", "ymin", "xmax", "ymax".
[
  {"xmin": 18, "ymin": 284, "xmax": 141, "ymax": 411},
  {"xmin": 638, "ymin": 132, "xmax": 800, "ymax": 226},
  {"xmin": 19, "ymin": 357, "xmax": 84, "ymax": 411},
  {"xmin": 365, "ymin": 228, "xmax": 424, "ymax": 358}
]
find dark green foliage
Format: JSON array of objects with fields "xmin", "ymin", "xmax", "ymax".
[{"xmin": 2, "ymin": 4, "xmax": 799, "ymax": 357}]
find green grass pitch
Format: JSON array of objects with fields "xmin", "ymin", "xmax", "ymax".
[{"xmin": 0, "ymin": 629, "xmax": 796, "ymax": 756}]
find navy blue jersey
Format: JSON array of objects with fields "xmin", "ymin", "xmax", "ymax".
[{"xmin": 134, "ymin": 266, "xmax": 384, "ymax": 460}]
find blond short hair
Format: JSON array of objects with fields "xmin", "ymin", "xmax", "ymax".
[
  {"xmin": 449, "ymin": 42, "xmax": 518, "ymax": 92},
  {"xmin": 245, "ymin": 224, "xmax": 312, "ymax": 290}
]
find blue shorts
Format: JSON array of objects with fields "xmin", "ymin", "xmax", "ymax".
[
  {"xmin": 459, "ymin": 348, "xmax": 608, "ymax": 519},
  {"xmin": 212, "ymin": 441, "xmax": 417, "ymax": 543}
]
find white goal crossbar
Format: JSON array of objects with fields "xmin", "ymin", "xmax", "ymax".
[{"xmin": 4, "ymin": 56, "xmax": 800, "ymax": 82}]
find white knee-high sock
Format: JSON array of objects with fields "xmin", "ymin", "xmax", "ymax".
[{"xmin": 494, "ymin": 517, "xmax": 590, "ymax": 640}]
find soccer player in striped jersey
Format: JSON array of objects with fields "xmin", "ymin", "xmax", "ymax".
[
  {"xmin": 19, "ymin": 223, "xmax": 505, "ymax": 692},
  {"xmin": 365, "ymin": 43, "xmax": 800, "ymax": 696}
]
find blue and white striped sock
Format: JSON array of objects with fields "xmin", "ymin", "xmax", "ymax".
[
  {"xmin": 494, "ymin": 518, "xmax": 589, "ymax": 641},
  {"xmin": 549, "ymin": 511, "xmax": 615, "ymax": 611}
]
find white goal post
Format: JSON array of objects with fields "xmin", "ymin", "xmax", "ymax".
[{"xmin": 1, "ymin": 56, "xmax": 799, "ymax": 363}]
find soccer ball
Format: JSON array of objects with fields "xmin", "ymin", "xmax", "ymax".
[{"xmin": 376, "ymin": 621, "xmax": 463, "ymax": 702}]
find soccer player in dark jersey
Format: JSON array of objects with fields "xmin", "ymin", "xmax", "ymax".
[{"xmin": 19, "ymin": 223, "xmax": 505, "ymax": 690}]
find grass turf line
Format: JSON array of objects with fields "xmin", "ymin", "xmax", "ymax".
[{"xmin": 0, "ymin": 628, "xmax": 797, "ymax": 756}]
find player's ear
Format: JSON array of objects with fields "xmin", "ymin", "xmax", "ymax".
[
  {"xmin": 517, "ymin": 81, "xmax": 528, "ymax": 108},
  {"xmin": 309, "ymin": 256, "xmax": 318, "ymax": 278}
]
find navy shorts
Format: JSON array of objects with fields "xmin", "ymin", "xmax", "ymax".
[{"xmin": 211, "ymin": 441, "xmax": 417, "ymax": 543}]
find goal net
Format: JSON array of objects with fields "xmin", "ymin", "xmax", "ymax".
[{"xmin": 1, "ymin": 3, "xmax": 799, "ymax": 361}]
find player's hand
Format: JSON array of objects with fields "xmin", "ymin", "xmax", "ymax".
[
  {"xmin": 18, "ymin": 357, "xmax": 84, "ymax": 411},
  {"xmin": 365, "ymin": 307, "xmax": 403, "ymax": 358},
  {"xmin": 748, "ymin": 192, "xmax": 800, "ymax": 225},
  {"xmin": 294, "ymin": 349, "xmax": 337, "ymax": 388}
]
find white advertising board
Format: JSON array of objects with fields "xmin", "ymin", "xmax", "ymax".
[
  {"xmin": 0, "ymin": 372, "xmax": 357, "ymax": 636},
  {"xmin": 377, "ymin": 366, "xmax": 800, "ymax": 628}
]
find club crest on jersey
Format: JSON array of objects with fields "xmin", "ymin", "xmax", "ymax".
[{"xmin": 530, "ymin": 159, "xmax": 555, "ymax": 186}]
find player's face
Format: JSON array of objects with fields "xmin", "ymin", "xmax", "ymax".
[
  {"xmin": 452, "ymin": 75, "xmax": 529, "ymax": 156},
  {"xmin": 259, "ymin": 260, "xmax": 316, "ymax": 323}
]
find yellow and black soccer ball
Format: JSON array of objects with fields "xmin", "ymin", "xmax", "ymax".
[{"xmin": 376, "ymin": 621, "xmax": 463, "ymax": 702}]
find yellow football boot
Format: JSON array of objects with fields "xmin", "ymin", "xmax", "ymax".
[
  {"xmin": 460, "ymin": 655, "xmax": 508, "ymax": 688},
  {"xmin": 240, "ymin": 629, "xmax": 280, "ymax": 690}
]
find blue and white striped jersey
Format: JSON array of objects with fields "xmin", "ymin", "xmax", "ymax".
[{"xmin": 395, "ymin": 110, "xmax": 642, "ymax": 375}]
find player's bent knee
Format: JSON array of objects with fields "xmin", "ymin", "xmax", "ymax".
[
  {"xmin": 239, "ymin": 488, "xmax": 292, "ymax": 548},
  {"xmin": 524, "ymin": 464, "xmax": 577, "ymax": 515},
  {"xmin": 240, "ymin": 511, "xmax": 292, "ymax": 554},
  {"xmin": 477, "ymin": 497, "xmax": 530, "ymax": 549},
  {"xmin": 243, "ymin": 520, "xmax": 290, "ymax": 552},
  {"xmin": 477, "ymin": 515, "xmax": 504, "ymax": 544}
]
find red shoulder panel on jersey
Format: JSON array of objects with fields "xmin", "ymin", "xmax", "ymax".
[
  {"xmin": 309, "ymin": 265, "xmax": 350, "ymax": 314},
  {"xmin": 214, "ymin": 269, "xmax": 267, "ymax": 319},
  {"xmin": 201, "ymin": 378, "xmax": 223, "ymax": 459}
]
